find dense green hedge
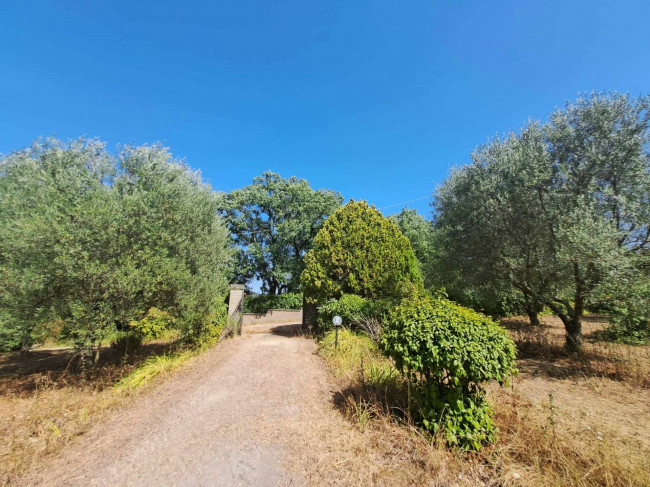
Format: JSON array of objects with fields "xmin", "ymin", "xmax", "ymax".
[
  {"xmin": 316, "ymin": 294, "xmax": 393, "ymax": 332},
  {"xmin": 243, "ymin": 293, "xmax": 303, "ymax": 314},
  {"xmin": 381, "ymin": 293, "xmax": 517, "ymax": 450}
]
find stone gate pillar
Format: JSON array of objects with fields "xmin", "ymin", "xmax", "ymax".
[{"xmin": 228, "ymin": 284, "xmax": 245, "ymax": 335}]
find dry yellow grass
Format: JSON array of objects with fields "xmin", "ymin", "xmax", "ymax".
[{"xmin": 319, "ymin": 317, "xmax": 650, "ymax": 487}]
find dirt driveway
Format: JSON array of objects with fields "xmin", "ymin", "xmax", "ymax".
[{"xmin": 19, "ymin": 324, "xmax": 383, "ymax": 486}]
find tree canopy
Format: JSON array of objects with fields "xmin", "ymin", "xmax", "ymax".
[
  {"xmin": 301, "ymin": 200, "xmax": 422, "ymax": 303},
  {"xmin": 0, "ymin": 138, "xmax": 232, "ymax": 356},
  {"xmin": 434, "ymin": 92, "xmax": 650, "ymax": 350},
  {"xmin": 389, "ymin": 208, "xmax": 438, "ymax": 290},
  {"xmin": 221, "ymin": 171, "xmax": 342, "ymax": 294}
]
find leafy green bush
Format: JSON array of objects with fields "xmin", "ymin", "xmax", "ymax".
[
  {"xmin": 111, "ymin": 331, "xmax": 143, "ymax": 357},
  {"xmin": 301, "ymin": 200, "xmax": 422, "ymax": 303},
  {"xmin": 244, "ymin": 293, "xmax": 303, "ymax": 314},
  {"xmin": 381, "ymin": 293, "xmax": 517, "ymax": 450},
  {"xmin": 0, "ymin": 310, "xmax": 22, "ymax": 352},
  {"xmin": 182, "ymin": 302, "xmax": 229, "ymax": 347},
  {"xmin": 598, "ymin": 280, "xmax": 650, "ymax": 345},
  {"xmin": 129, "ymin": 307, "xmax": 174, "ymax": 339},
  {"xmin": 316, "ymin": 294, "xmax": 393, "ymax": 332},
  {"xmin": 449, "ymin": 287, "xmax": 526, "ymax": 318}
]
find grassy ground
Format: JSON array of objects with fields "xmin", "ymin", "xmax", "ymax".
[
  {"xmin": 319, "ymin": 316, "xmax": 650, "ymax": 486},
  {"xmin": 0, "ymin": 333, "xmax": 210, "ymax": 485}
]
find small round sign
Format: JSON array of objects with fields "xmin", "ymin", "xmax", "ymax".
[{"xmin": 332, "ymin": 315, "xmax": 343, "ymax": 327}]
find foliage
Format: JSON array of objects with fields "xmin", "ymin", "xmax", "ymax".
[
  {"xmin": 434, "ymin": 92, "xmax": 650, "ymax": 351},
  {"xmin": 221, "ymin": 171, "xmax": 342, "ymax": 294},
  {"xmin": 595, "ymin": 270, "xmax": 650, "ymax": 345},
  {"xmin": 110, "ymin": 331, "xmax": 143, "ymax": 357},
  {"xmin": 129, "ymin": 307, "xmax": 175, "ymax": 339},
  {"xmin": 0, "ymin": 138, "xmax": 232, "ymax": 359},
  {"xmin": 302, "ymin": 200, "xmax": 422, "ymax": 304},
  {"xmin": 316, "ymin": 294, "xmax": 393, "ymax": 332},
  {"xmin": 381, "ymin": 293, "xmax": 517, "ymax": 449},
  {"xmin": 0, "ymin": 310, "xmax": 21, "ymax": 352},
  {"xmin": 181, "ymin": 301, "xmax": 229, "ymax": 347},
  {"xmin": 243, "ymin": 292, "xmax": 303, "ymax": 314},
  {"xmin": 389, "ymin": 208, "xmax": 439, "ymax": 290}
]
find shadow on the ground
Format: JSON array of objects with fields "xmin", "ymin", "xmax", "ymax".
[
  {"xmin": 0, "ymin": 341, "xmax": 180, "ymax": 395},
  {"xmin": 270, "ymin": 323, "xmax": 304, "ymax": 337},
  {"xmin": 502, "ymin": 315, "xmax": 650, "ymax": 387}
]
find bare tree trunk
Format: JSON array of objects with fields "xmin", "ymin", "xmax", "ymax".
[
  {"xmin": 523, "ymin": 294, "xmax": 542, "ymax": 327},
  {"xmin": 565, "ymin": 316, "xmax": 583, "ymax": 352},
  {"xmin": 20, "ymin": 331, "xmax": 31, "ymax": 354},
  {"xmin": 525, "ymin": 305, "xmax": 542, "ymax": 327},
  {"xmin": 93, "ymin": 342, "xmax": 102, "ymax": 365},
  {"xmin": 565, "ymin": 264, "xmax": 586, "ymax": 353}
]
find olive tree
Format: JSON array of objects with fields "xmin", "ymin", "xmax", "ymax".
[
  {"xmin": 0, "ymin": 139, "xmax": 232, "ymax": 359},
  {"xmin": 435, "ymin": 92, "xmax": 650, "ymax": 351}
]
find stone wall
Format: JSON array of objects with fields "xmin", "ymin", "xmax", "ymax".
[{"xmin": 242, "ymin": 308, "xmax": 303, "ymax": 326}]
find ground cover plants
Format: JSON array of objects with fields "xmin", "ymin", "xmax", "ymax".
[{"xmin": 243, "ymin": 292, "xmax": 303, "ymax": 314}]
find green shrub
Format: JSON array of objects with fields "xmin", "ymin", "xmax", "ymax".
[
  {"xmin": 111, "ymin": 331, "xmax": 143, "ymax": 357},
  {"xmin": 244, "ymin": 293, "xmax": 303, "ymax": 314},
  {"xmin": 129, "ymin": 307, "xmax": 174, "ymax": 339},
  {"xmin": 449, "ymin": 288, "xmax": 526, "ymax": 318},
  {"xmin": 316, "ymin": 294, "xmax": 393, "ymax": 332},
  {"xmin": 381, "ymin": 293, "xmax": 517, "ymax": 450},
  {"xmin": 0, "ymin": 310, "xmax": 22, "ymax": 352},
  {"xmin": 598, "ymin": 280, "xmax": 650, "ymax": 345},
  {"xmin": 182, "ymin": 302, "xmax": 229, "ymax": 347}
]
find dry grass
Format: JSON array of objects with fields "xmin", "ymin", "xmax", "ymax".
[
  {"xmin": 0, "ymin": 337, "xmax": 204, "ymax": 485},
  {"xmin": 503, "ymin": 314, "xmax": 650, "ymax": 388},
  {"xmin": 319, "ymin": 319, "xmax": 650, "ymax": 487}
]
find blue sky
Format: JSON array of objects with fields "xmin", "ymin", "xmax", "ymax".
[{"xmin": 1, "ymin": 0, "xmax": 648, "ymax": 216}]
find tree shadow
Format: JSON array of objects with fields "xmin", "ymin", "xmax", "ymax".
[
  {"xmin": 508, "ymin": 327, "xmax": 650, "ymax": 387},
  {"xmin": 270, "ymin": 323, "xmax": 304, "ymax": 337},
  {"xmin": 0, "ymin": 341, "xmax": 180, "ymax": 396}
]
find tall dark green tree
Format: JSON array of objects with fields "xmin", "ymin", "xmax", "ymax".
[
  {"xmin": 301, "ymin": 200, "xmax": 422, "ymax": 303},
  {"xmin": 389, "ymin": 208, "xmax": 438, "ymax": 289},
  {"xmin": 221, "ymin": 171, "xmax": 342, "ymax": 294}
]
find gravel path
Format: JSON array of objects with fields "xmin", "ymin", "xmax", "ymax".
[{"xmin": 21, "ymin": 324, "xmax": 372, "ymax": 486}]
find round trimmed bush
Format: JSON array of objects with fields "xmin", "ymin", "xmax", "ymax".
[{"xmin": 381, "ymin": 293, "xmax": 517, "ymax": 449}]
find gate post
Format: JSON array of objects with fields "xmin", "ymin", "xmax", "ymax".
[{"xmin": 228, "ymin": 284, "xmax": 245, "ymax": 335}]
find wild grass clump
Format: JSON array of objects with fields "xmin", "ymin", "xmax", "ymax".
[
  {"xmin": 319, "ymin": 328, "xmax": 407, "ymax": 425},
  {"xmin": 114, "ymin": 349, "xmax": 194, "ymax": 391}
]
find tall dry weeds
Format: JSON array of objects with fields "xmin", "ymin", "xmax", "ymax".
[{"xmin": 320, "ymin": 327, "xmax": 650, "ymax": 486}]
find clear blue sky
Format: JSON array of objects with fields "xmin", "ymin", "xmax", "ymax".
[{"xmin": 1, "ymin": 0, "xmax": 648, "ymax": 216}]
